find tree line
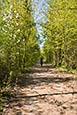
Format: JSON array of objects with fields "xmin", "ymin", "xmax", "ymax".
[
  {"xmin": 42, "ymin": 0, "xmax": 77, "ymax": 71},
  {"xmin": 0, "ymin": 0, "xmax": 40, "ymax": 87}
]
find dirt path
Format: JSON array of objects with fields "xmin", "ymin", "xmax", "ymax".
[{"xmin": 2, "ymin": 65, "xmax": 77, "ymax": 115}]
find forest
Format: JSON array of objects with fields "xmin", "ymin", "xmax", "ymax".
[
  {"xmin": 42, "ymin": 0, "xmax": 77, "ymax": 71},
  {"xmin": 0, "ymin": 0, "xmax": 40, "ymax": 85},
  {"xmin": 0, "ymin": 0, "xmax": 77, "ymax": 114}
]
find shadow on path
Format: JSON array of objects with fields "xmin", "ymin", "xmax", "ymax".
[
  {"xmin": 16, "ymin": 65, "xmax": 77, "ymax": 87},
  {"xmin": 17, "ymin": 76, "xmax": 76, "ymax": 87},
  {"xmin": 2, "ymin": 65, "xmax": 77, "ymax": 115}
]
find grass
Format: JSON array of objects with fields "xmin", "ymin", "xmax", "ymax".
[
  {"xmin": 57, "ymin": 66, "xmax": 77, "ymax": 75},
  {"xmin": 56, "ymin": 66, "xmax": 68, "ymax": 72},
  {"xmin": 0, "ymin": 92, "xmax": 3, "ymax": 114}
]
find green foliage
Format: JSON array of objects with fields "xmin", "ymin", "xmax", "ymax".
[
  {"xmin": 42, "ymin": 0, "xmax": 77, "ymax": 70},
  {"xmin": 0, "ymin": 92, "xmax": 3, "ymax": 114},
  {"xmin": 0, "ymin": 0, "xmax": 40, "ymax": 87},
  {"xmin": 0, "ymin": 104, "xmax": 3, "ymax": 114}
]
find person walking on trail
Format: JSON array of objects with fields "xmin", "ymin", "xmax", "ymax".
[{"xmin": 40, "ymin": 57, "xmax": 43, "ymax": 67}]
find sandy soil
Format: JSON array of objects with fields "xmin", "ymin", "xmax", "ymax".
[{"xmin": 2, "ymin": 64, "xmax": 77, "ymax": 115}]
